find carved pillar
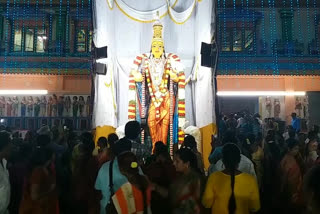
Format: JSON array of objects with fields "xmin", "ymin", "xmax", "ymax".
[
  {"xmin": 54, "ymin": 8, "xmax": 67, "ymax": 53},
  {"xmin": 0, "ymin": 7, "xmax": 3, "ymax": 41},
  {"xmin": 47, "ymin": 12, "xmax": 54, "ymax": 52},
  {"xmin": 280, "ymin": 9, "xmax": 294, "ymax": 42},
  {"xmin": 65, "ymin": 13, "xmax": 70, "ymax": 53}
]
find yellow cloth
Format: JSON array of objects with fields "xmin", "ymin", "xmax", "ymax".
[
  {"xmin": 94, "ymin": 125, "xmax": 116, "ymax": 143},
  {"xmin": 202, "ymin": 171, "xmax": 260, "ymax": 214},
  {"xmin": 200, "ymin": 123, "xmax": 216, "ymax": 169}
]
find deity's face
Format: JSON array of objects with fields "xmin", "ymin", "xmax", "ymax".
[{"xmin": 151, "ymin": 41, "xmax": 164, "ymax": 59}]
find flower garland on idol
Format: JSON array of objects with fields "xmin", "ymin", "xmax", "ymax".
[{"xmin": 144, "ymin": 58, "xmax": 169, "ymax": 119}]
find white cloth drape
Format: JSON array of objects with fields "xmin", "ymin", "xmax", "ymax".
[{"xmin": 93, "ymin": 0, "xmax": 216, "ymax": 129}]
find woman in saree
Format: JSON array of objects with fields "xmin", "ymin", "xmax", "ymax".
[
  {"xmin": 304, "ymin": 165, "xmax": 320, "ymax": 214},
  {"xmin": 169, "ymin": 148, "xmax": 203, "ymax": 214},
  {"xmin": 279, "ymin": 138, "xmax": 304, "ymax": 214},
  {"xmin": 19, "ymin": 147, "xmax": 59, "ymax": 214}
]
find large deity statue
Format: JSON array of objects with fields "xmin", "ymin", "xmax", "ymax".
[{"xmin": 128, "ymin": 19, "xmax": 186, "ymax": 149}]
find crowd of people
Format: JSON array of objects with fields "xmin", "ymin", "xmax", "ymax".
[{"xmin": 0, "ymin": 115, "xmax": 319, "ymax": 214}]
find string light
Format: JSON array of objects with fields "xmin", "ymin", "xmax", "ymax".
[
  {"xmin": 12, "ymin": 0, "xmax": 17, "ymax": 74},
  {"xmin": 296, "ymin": 0, "xmax": 306, "ymax": 75},
  {"xmin": 260, "ymin": 0, "xmax": 268, "ymax": 74},
  {"xmin": 4, "ymin": 0, "xmax": 10, "ymax": 75},
  {"xmin": 222, "ymin": 0, "xmax": 228, "ymax": 75},
  {"xmin": 306, "ymin": 0, "xmax": 314, "ymax": 74},
  {"xmin": 21, "ymin": 0, "xmax": 26, "ymax": 74},
  {"xmin": 240, "ymin": 0, "xmax": 245, "ymax": 75},
  {"xmin": 233, "ymin": 0, "xmax": 239, "ymax": 75},
  {"xmin": 1, "ymin": 0, "xmax": 92, "ymax": 93},
  {"xmin": 287, "ymin": 0, "xmax": 294, "ymax": 69},
  {"xmin": 81, "ymin": 0, "xmax": 85, "ymax": 76},
  {"xmin": 40, "ymin": 0, "xmax": 46, "ymax": 75},
  {"xmin": 87, "ymin": 0, "xmax": 92, "ymax": 76},
  {"xmin": 48, "ymin": 0, "xmax": 53, "ymax": 76},
  {"xmin": 26, "ymin": 0, "xmax": 31, "ymax": 72},
  {"xmin": 289, "ymin": 0, "xmax": 294, "ymax": 62},
  {"xmin": 58, "ymin": 0, "xmax": 63, "ymax": 75},
  {"xmin": 267, "ymin": 0, "xmax": 275, "ymax": 76},
  {"xmin": 65, "ymin": 0, "xmax": 70, "ymax": 75},
  {"xmin": 268, "ymin": 0, "xmax": 279, "ymax": 93},
  {"xmin": 35, "ymin": 0, "xmax": 39, "ymax": 74},
  {"xmin": 272, "ymin": 0, "xmax": 279, "ymax": 75},
  {"xmin": 76, "ymin": 0, "xmax": 79, "ymax": 76},
  {"xmin": 313, "ymin": 0, "xmax": 320, "ymax": 68},
  {"xmin": 250, "ymin": 0, "xmax": 257, "ymax": 75},
  {"xmin": 282, "ymin": 0, "xmax": 293, "ymax": 77}
]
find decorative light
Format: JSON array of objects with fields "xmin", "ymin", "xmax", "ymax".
[
  {"xmin": 58, "ymin": 0, "xmax": 63, "ymax": 75},
  {"xmin": 217, "ymin": 91, "xmax": 306, "ymax": 96},
  {"xmin": 250, "ymin": 0, "xmax": 257, "ymax": 75},
  {"xmin": 260, "ymin": 0, "xmax": 268, "ymax": 73},
  {"xmin": 296, "ymin": 0, "xmax": 306, "ymax": 75},
  {"xmin": 306, "ymin": 0, "xmax": 314, "ymax": 72},
  {"xmin": 0, "ymin": 90, "xmax": 48, "ymax": 95},
  {"xmin": 222, "ymin": 0, "xmax": 228, "ymax": 74},
  {"xmin": 65, "ymin": 0, "xmax": 70, "ymax": 75},
  {"xmin": 48, "ymin": 0, "xmax": 53, "ymax": 76},
  {"xmin": 233, "ymin": 0, "xmax": 239, "ymax": 75},
  {"xmin": 313, "ymin": 0, "xmax": 320, "ymax": 68}
]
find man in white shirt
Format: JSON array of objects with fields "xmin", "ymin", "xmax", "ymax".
[{"xmin": 0, "ymin": 131, "xmax": 12, "ymax": 214}]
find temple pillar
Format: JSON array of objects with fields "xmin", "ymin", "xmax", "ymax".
[
  {"xmin": 65, "ymin": 13, "xmax": 70, "ymax": 53},
  {"xmin": 0, "ymin": 7, "xmax": 3, "ymax": 41},
  {"xmin": 280, "ymin": 9, "xmax": 294, "ymax": 42},
  {"xmin": 47, "ymin": 13, "xmax": 54, "ymax": 53},
  {"xmin": 0, "ymin": 7, "xmax": 4, "ymax": 52},
  {"xmin": 284, "ymin": 76, "xmax": 295, "ymax": 124},
  {"xmin": 54, "ymin": 8, "xmax": 67, "ymax": 53}
]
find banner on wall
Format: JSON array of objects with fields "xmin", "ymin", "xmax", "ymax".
[
  {"xmin": 259, "ymin": 95, "xmax": 309, "ymax": 121},
  {"xmin": 0, "ymin": 95, "xmax": 91, "ymax": 118},
  {"xmin": 92, "ymin": 0, "xmax": 216, "ymax": 131}
]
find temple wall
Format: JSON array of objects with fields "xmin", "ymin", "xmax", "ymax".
[
  {"xmin": 0, "ymin": 74, "xmax": 91, "ymax": 95},
  {"xmin": 217, "ymin": 75, "xmax": 320, "ymax": 125}
]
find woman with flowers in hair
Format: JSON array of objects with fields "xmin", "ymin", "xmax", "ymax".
[{"xmin": 112, "ymin": 152, "xmax": 152, "ymax": 214}]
